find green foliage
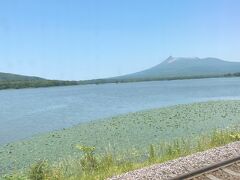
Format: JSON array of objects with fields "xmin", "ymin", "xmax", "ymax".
[
  {"xmin": 26, "ymin": 160, "xmax": 63, "ymax": 180},
  {"xmin": 99, "ymin": 153, "xmax": 114, "ymax": 170},
  {"xmin": 0, "ymin": 72, "xmax": 44, "ymax": 81},
  {"xmin": 4, "ymin": 129, "xmax": 240, "ymax": 180},
  {"xmin": 0, "ymin": 80, "xmax": 79, "ymax": 90},
  {"xmin": 76, "ymin": 145, "xmax": 98, "ymax": 173},
  {"xmin": 28, "ymin": 161, "xmax": 50, "ymax": 180},
  {"xmin": 0, "ymin": 72, "xmax": 79, "ymax": 90},
  {"xmin": 76, "ymin": 145, "xmax": 95, "ymax": 154},
  {"xmin": 148, "ymin": 144, "xmax": 156, "ymax": 163},
  {"xmin": 2, "ymin": 71, "xmax": 240, "ymax": 90},
  {"xmin": 2, "ymin": 174, "xmax": 26, "ymax": 180},
  {"xmin": 230, "ymin": 133, "xmax": 240, "ymax": 141}
]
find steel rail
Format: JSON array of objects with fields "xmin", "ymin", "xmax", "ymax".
[{"xmin": 169, "ymin": 156, "xmax": 240, "ymax": 180}]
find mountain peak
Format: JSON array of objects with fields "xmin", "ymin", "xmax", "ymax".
[
  {"xmin": 164, "ymin": 56, "xmax": 177, "ymax": 63},
  {"xmin": 163, "ymin": 56, "xmax": 200, "ymax": 64},
  {"xmin": 111, "ymin": 56, "xmax": 240, "ymax": 81}
]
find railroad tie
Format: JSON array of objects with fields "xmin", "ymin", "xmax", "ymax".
[
  {"xmin": 222, "ymin": 168, "xmax": 240, "ymax": 177},
  {"xmin": 205, "ymin": 174, "xmax": 222, "ymax": 180}
]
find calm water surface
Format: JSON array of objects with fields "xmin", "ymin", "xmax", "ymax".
[{"xmin": 1, "ymin": 77, "xmax": 240, "ymax": 145}]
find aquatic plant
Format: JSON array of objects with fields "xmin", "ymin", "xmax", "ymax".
[
  {"xmin": 2, "ymin": 101, "xmax": 240, "ymax": 179},
  {"xmin": 2, "ymin": 129, "xmax": 240, "ymax": 180}
]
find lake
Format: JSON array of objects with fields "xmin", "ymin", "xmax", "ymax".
[{"xmin": 1, "ymin": 77, "xmax": 240, "ymax": 145}]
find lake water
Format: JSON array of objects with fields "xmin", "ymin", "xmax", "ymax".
[{"xmin": 1, "ymin": 77, "xmax": 240, "ymax": 145}]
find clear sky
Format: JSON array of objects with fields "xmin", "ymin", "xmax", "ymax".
[{"xmin": 0, "ymin": 0, "xmax": 240, "ymax": 80}]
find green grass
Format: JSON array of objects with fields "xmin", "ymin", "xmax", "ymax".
[{"xmin": 2, "ymin": 129, "xmax": 240, "ymax": 180}]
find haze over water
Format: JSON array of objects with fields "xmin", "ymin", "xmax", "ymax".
[{"xmin": 1, "ymin": 77, "xmax": 240, "ymax": 145}]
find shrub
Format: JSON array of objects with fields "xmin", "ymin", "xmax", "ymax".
[
  {"xmin": 28, "ymin": 160, "xmax": 50, "ymax": 180},
  {"xmin": 76, "ymin": 145, "xmax": 98, "ymax": 173}
]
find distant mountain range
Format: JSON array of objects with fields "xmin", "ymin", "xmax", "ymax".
[
  {"xmin": 110, "ymin": 56, "xmax": 240, "ymax": 81},
  {"xmin": 1, "ymin": 56, "xmax": 240, "ymax": 90}
]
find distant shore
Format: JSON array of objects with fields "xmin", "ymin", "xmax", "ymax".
[{"xmin": 1, "ymin": 72, "xmax": 240, "ymax": 90}]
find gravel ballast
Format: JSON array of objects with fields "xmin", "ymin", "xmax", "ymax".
[{"xmin": 109, "ymin": 141, "xmax": 240, "ymax": 180}]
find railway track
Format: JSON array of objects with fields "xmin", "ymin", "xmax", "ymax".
[{"xmin": 171, "ymin": 156, "xmax": 240, "ymax": 180}]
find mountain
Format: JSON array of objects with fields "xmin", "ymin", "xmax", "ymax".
[
  {"xmin": 110, "ymin": 56, "xmax": 240, "ymax": 81},
  {"xmin": 2, "ymin": 56, "xmax": 240, "ymax": 90},
  {"xmin": 0, "ymin": 72, "xmax": 45, "ymax": 81},
  {"xmin": 0, "ymin": 72, "xmax": 78, "ymax": 90}
]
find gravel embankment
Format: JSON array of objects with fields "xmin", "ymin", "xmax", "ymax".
[{"xmin": 109, "ymin": 141, "xmax": 240, "ymax": 180}]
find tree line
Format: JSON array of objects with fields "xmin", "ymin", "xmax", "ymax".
[{"xmin": 1, "ymin": 72, "xmax": 240, "ymax": 90}]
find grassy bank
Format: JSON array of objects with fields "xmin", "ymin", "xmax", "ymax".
[
  {"xmin": 3, "ymin": 129, "xmax": 240, "ymax": 180},
  {"xmin": 1, "ymin": 100, "xmax": 240, "ymax": 178}
]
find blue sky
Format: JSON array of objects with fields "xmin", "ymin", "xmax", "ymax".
[{"xmin": 0, "ymin": 0, "xmax": 240, "ymax": 80}]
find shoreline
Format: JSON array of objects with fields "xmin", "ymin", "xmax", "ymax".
[{"xmin": 1, "ymin": 75, "xmax": 240, "ymax": 91}]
